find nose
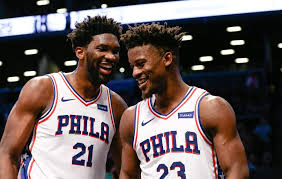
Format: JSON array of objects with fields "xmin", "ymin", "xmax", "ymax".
[{"xmin": 132, "ymin": 66, "xmax": 142, "ymax": 79}]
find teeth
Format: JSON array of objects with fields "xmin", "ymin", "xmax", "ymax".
[
  {"xmin": 99, "ymin": 62, "xmax": 113, "ymax": 68},
  {"xmin": 101, "ymin": 66, "xmax": 111, "ymax": 70},
  {"xmin": 138, "ymin": 79, "xmax": 146, "ymax": 85},
  {"xmin": 99, "ymin": 64, "xmax": 112, "ymax": 71}
]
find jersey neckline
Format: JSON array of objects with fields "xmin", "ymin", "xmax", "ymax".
[
  {"xmin": 59, "ymin": 72, "xmax": 102, "ymax": 106},
  {"xmin": 148, "ymin": 86, "xmax": 196, "ymax": 119}
]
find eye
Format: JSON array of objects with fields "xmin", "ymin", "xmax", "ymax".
[
  {"xmin": 113, "ymin": 49, "xmax": 120, "ymax": 54},
  {"xmin": 97, "ymin": 47, "xmax": 107, "ymax": 51},
  {"xmin": 136, "ymin": 61, "xmax": 145, "ymax": 68}
]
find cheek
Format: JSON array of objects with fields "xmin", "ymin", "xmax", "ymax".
[
  {"xmin": 149, "ymin": 63, "xmax": 162, "ymax": 74},
  {"xmin": 114, "ymin": 55, "xmax": 120, "ymax": 62},
  {"xmin": 150, "ymin": 67, "xmax": 165, "ymax": 82},
  {"xmin": 91, "ymin": 52, "xmax": 100, "ymax": 60},
  {"xmin": 87, "ymin": 49, "xmax": 99, "ymax": 57},
  {"xmin": 86, "ymin": 56, "xmax": 99, "ymax": 69}
]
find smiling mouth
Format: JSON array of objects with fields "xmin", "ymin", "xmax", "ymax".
[
  {"xmin": 101, "ymin": 65, "xmax": 112, "ymax": 71},
  {"xmin": 99, "ymin": 63, "xmax": 114, "ymax": 75},
  {"xmin": 137, "ymin": 78, "xmax": 146, "ymax": 85},
  {"xmin": 137, "ymin": 76, "xmax": 149, "ymax": 89}
]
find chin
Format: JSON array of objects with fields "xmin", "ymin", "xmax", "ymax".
[
  {"xmin": 141, "ymin": 91, "xmax": 153, "ymax": 99},
  {"xmin": 99, "ymin": 78, "xmax": 110, "ymax": 84},
  {"xmin": 99, "ymin": 74, "xmax": 112, "ymax": 84},
  {"xmin": 141, "ymin": 85, "xmax": 160, "ymax": 99}
]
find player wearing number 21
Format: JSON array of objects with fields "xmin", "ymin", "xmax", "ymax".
[
  {"xmin": 119, "ymin": 23, "xmax": 249, "ymax": 179},
  {"xmin": 0, "ymin": 16, "xmax": 127, "ymax": 179}
]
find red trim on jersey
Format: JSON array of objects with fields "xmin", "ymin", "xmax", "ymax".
[
  {"xmin": 106, "ymin": 88, "xmax": 116, "ymax": 132},
  {"xmin": 30, "ymin": 74, "xmax": 58, "ymax": 153},
  {"xmin": 59, "ymin": 72, "xmax": 102, "ymax": 106},
  {"xmin": 194, "ymin": 91, "xmax": 212, "ymax": 146},
  {"xmin": 195, "ymin": 91, "xmax": 218, "ymax": 178},
  {"xmin": 148, "ymin": 87, "xmax": 197, "ymax": 119},
  {"xmin": 212, "ymin": 146, "xmax": 218, "ymax": 179},
  {"xmin": 29, "ymin": 122, "xmax": 38, "ymax": 153},
  {"xmin": 20, "ymin": 161, "xmax": 24, "ymax": 167},
  {"xmin": 39, "ymin": 75, "xmax": 58, "ymax": 124},
  {"xmin": 28, "ymin": 159, "xmax": 35, "ymax": 179},
  {"xmin": 133, "ymin": 104, "xmax": 141, "ymax": 149}
]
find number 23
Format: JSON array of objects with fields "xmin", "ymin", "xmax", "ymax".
[{"xmin": 157, "ymin": 161, "xmax": 186, "ymax": 179}]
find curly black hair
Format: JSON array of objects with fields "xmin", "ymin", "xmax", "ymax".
[
  {"xmin": 121, "ymin": 22, "xmax": 186, "ymax": 55},
  {"xmin": 67, "ymin": 16, "xmax": 122, "ymax": 51}
]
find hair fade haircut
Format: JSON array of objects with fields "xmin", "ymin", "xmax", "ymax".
[
  {"xmin": 67, "ymin": 16, "xmax": 122, "ymax": 51},
  {"xmin": 121, "ymin": 22, "xmax": 186, "ymax": 55}
]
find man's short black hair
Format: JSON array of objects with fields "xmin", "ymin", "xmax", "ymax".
[
  {"xmin": 121, "ymin": 22, "xmax": 186, "ymax": 55},
  {"xmin": 67, "ymin": 16, "xmax": 122, "ymax": 51}
]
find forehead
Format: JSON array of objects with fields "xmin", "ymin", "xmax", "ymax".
[
  {"xmin": 90, "ymin": 33, "xmax": 120, "ymax": 47},
  {"xmin": 128, "ymin": 44, "xmax": 160, "ymax": 61}
]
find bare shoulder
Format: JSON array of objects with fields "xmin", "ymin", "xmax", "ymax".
[
  {"xmin": 122, "ymin": 105, "xmax": 136, "ymax": 121},
  {"xmin": 17, "ymin": 75, "xmax": 54, "ymax": 114},
  {"xmin": 119, "ymin": 105, "xmax": 137, "ymax": 138},
  {"xmin": 200, "ymin": 95, "xmax": 234, "ymax": 112},
  {"xmin": 109, "ymin": 90, "xmax": 128, "ymax": 125},
  {"xmin": 20, "ymin": 75, "xmax": 53, "ymax": 100},
  {"xmin": 23, "ymin": 75, "xmax": 52, "ymax": 91},
  {"xmin": 199, "ymin": 94, "xmax": 236, "ymax": 136}
]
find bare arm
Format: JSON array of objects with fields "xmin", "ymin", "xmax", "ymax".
[
  {"xmin": 200, "ymin": 95, "xmax": 249, "ymax": 179},
  {"xmin": 0, "ymin": 76, "xmax": 53, "ymax": 179},
  {"xmin": 109, "ymin": 91, "xmax": 128, "ymax": 175},
  {"xmin": 119, "ymin": 106, "xmax": 141, "ymax": 179}
]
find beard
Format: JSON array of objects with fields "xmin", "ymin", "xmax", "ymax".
[
  {"xmin": 141, "ymin": 86, "xmax": 156, "ymax": 99},
  {"xmin": 142, "ymin": 91, "xmax": 153, "ymax": 99},
  {"xmin": 141, "ymin": 74, "xmax": 166, "ymax": 99}
]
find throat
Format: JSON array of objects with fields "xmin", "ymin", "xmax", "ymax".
[
  {"xmin": 81, "ymin": 85, "xmax": 101, "ymax": 101},
  {"xmin": 153, "ymin": 85, "xmax": 190, "ymax": 115},
  {"xmin": 69, "ymin": 71, "xmax": 101, "ymax": 100},
  {"xmin": 153, "ymin": 96, "xmax": 176, "ymax": 115},
  {"xmin": 73, "ymin": 81, "xmax": 101, "ymax": 101}
]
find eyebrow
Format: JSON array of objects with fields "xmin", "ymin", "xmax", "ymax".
[
  {"xmin": 96, "ymin": 44, "xmax": 120, "ymax": 50},
  {"xmin": 132, "ymin": 58, "xmax": 147, "ymax": 66}
]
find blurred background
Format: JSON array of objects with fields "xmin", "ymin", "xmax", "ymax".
[{"xmin": 0, "ymin": 0, "xmax": 280, "ymax": 178}]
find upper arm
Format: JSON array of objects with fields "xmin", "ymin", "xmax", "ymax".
[
  {"xmin": 119, "ymin": 106, "xmax": 140, "ymax": 179},
  {"xmin": 0, "ymin": 76, "xmax": 53, "ymax": 161},
  {"xmin": 200, "ymin": 95, "xmax": 249, "ymax": 179}
]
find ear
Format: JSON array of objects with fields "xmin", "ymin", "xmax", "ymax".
[
  {"xmin": 163, "ymin": 52, "xmax": 173, "ymax": 67},
  {"xmin": 75, "ymin": 47, "xmax": 85, "ymax": 60}
]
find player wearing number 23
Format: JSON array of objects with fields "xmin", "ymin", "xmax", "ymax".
[
  {"xmin": 0, "ymin": 16, "xmax": 127, "ymax": 179},
  {"xmin": 119, "ymin": 23, "xmax": 249, "ymax": 179}
]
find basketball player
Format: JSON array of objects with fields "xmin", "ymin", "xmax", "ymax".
[
  {"xmin": 119, "ymin": 23, "xmax": 249, "ymax": 178},
  {"xmin": 0, "ymin": 16, "xmax": 127, "ymax": 179}
]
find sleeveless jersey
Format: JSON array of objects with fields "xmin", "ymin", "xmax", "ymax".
[
  {"xmin": 18, "ymin": 72, "xmax": 116, "ymax": 179},
  {"xmin": 132, "ymin": 86, "xmax": 225, "ymax": 179}
]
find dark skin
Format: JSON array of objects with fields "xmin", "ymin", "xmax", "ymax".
[
  {"xmin": 0, "ymin": 33, "xmax": 127, "ymax": 179},
  {"xmin": 119, "ymin": 44, "xmax": 249, "ymax": 179}
]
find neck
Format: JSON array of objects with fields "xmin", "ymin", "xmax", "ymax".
[
  {"xmin": 67, "ymin": 69, "xmax": 101, "ymax": 100},
  {"xmin": 154, "ymin": 74, "xmax": 189, "ymax": 114}
]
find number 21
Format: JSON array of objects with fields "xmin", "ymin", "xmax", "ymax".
[{"xmin": 72, "ymin": 143, "xmax": 94, "ymax": 167}]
